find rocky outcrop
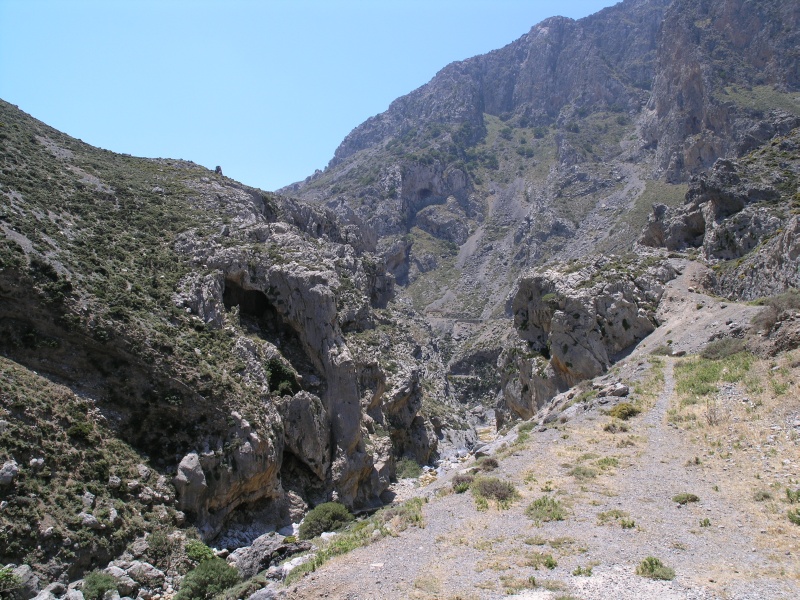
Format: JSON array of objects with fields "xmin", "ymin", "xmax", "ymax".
[
  {"xmin": 641, "ymin": 128, "xmax": 800, "ymax": 300},
  {"xmin": 500, "ymin": 255, "xmax": 676, "ymax": 418}
]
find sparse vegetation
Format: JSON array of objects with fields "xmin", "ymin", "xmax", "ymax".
[
  {"xmin": 452, "ymin": 473, "xmax": 475, "ymax": 493},
  {"xmin": 569, "ymin": 465, "xmax": 598, "ymax": 480},
  {"xmin": 0, "ymin": 567, "xmax": 22, "ymax": 596},
  {"xmin": 285, "ymin": 498, "xmax": 426, "ymax": 584},
  {"xmin": 753, "ymin": 490, "xmax": 772, "ymax": 502},
  {"xmin": 607, "ymin": 403, "xmax": 640, "ymax": 420},
  {"xmin": 474, "ymin": 456, "xmax": 499, "ymax": 472},
  {"xmin": 526, "ymin": 496, "xmax": 566, "ymax": 524},
  {"xmin": 789, "ymin": 508, "xmax": 800, "ymax": 526},
  {"xmin": 603, "ymin": 420, "xmax": 629, "ymax": 433},
  {"xmin": 700, "ymin": 337, "xmax": 746, "ymax": 360},
  {"xmin": 636, "ymin": 556, "xmax": 675, "ymax": 580},
  {"xmin": 396, "ymin": 458, "xmax": 423, "ymax": 479},
  {"xmin": 471, "ymin": 477, "xmax": 520, "ymax": 510},
  {"xmin": 672, "ymin": 493, "xmax": 700, "ymax": 505}
]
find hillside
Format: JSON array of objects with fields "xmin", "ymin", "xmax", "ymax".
[{"xmin": 1, "ymin": 0, "xmax": 800, "ymax": 598}]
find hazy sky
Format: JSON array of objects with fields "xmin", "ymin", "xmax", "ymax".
[{"xmin": 0, "ymin": 0, "xmax": 617, "ymax": 191}]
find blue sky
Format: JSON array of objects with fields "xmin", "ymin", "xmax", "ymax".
[{"xmin": 0, "ymin": 0, "xmax": 617, "ymax": 191}]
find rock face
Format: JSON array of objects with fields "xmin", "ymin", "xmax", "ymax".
[
  {"xmin": 500, "ymin": 255, "xmax": 676, "ymax": 419},
  {"xmin": 642, "ymin": 0, "xmax": 800, "ymax": 181},
  {"xmin": 641, "ymin": 126, "xmax": 800, "ymax": 300}
]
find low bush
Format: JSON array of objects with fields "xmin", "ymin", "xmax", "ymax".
[
  {"xmin": 474, "ymin": 457, "xmax": 499, "ymax": 472},
  {"xmin": 452, "ymin": 473, "xmax": 474, "ymax": 493},
  {"xmin": 82, "ymin": 571, "xmax": 118, "ymax": 600},
  {"xmin": 753, "ymin": 490, "xmax": 772, "ymax": 502},
  {"xmin": 185, "ymin": 539, "xmax": 215, "ymax": 563},
  {"xmin": 672, "ymin": 493, "xmax": 700, "ymax": 505},
  {"xmin": 607, "ymin": 403, "xmax": 640, "ymax": 420},
  {"xmin": 569, "ymin": 465, "xmax": 597, "ymax": 480},
  {"xmin": 298, "ymin": 502, "xmax": 353, "ymax": 540},
  {"xmin": 603, "ymin": 420, "xmax": 629, "ymax": 433},
  {"xmin": 789, "ymin": 508, "xmax": 800, "ymax": 526},
  {"xmin": 526, "ymin": 496, "xmax": 565, "ymax": 524},
  {"xmin": 636, "ymin": 556, "xmax": 675, "ymax": 580},
  {"xmin": 700, "ymin": 337, "xmax": 745, "ymax": 360},
  {"xmin": 471, "ymin": 477, "xmax": 519, "ymax": 509},
  {"xmin": 174, "ymin": 558, "xmax": 239, "ymax": 600}
]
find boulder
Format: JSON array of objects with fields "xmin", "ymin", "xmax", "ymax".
[
  {"xmin": 227, "ymin": 532, "xmax": 312, "ymax": 580},
  {"xmin": 275, "ymin": 392, "xmax": 331, "ymax": 481},
  {"xmin": 0, "ymin": 460, "xmax": 19, "ymax": 486},
  {"xmin": 173, "ymin": 453, "xmax": 207, "ymax": 514}
]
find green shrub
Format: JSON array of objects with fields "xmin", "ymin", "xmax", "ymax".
[
  {"xmin": 526, "ymin": 496, "xmax": 565, "ymax": 524},
  {"xmin": 700, "ymin": 338, "xmax": 745, "ymax": 360},
  {"xmin": 285, "ymin": 498, "xmax": 426, "ymax": 585},
  {"xmin": 175, "ymin": 558, "xmax": 239, "ymax": 600},
  {"xmin": 753, "ymin": 490, "xmax": 772, "ymax": 502},
  {"xmin": 620, "ymin": 518, "xmax": 636, "ymax": 529},
  {"xmin": 146, "ymin": 530, "xmax": 177, "ymax": 568},
  {"xmin": 396, "ymin": 458, "xmax": 423, "ymax": 479},
  {"xmin": 67, "ymin": 420, "xmax": 94, "ymax": 441},
  {"xmin": 298, "ymin": 502, "xmax": 353, "ymax": 540},
  {"xmin": 596, "ymin": 457, "xmax": 619, "ymax": 470},
  {"xmin": 672, "ymin": 493, "xmax": 700, "ymax": 505},
  {"xmin": 607, "ymin": 403, "xmax": 640, "ymax": 420},
  {"xmin": 185, "ymin": 539, "xmax": 215, "ymax": 563},
  {"xmin": 82, "ymin": 571, "xmax": 118, "ymax": 600},
  {"xmin": 0, "ymin": 567, "xmax": 22, "ymax": 595},
  {"xmin": 787, "ymin": 488, "xmax": 800, "ymax": 504},
  {"xmin": 636, "ymin": 556, "xmax": 674, "ymax": 580},
  {"xmin": 452, "ymin": 473, "xmax": 474, "ymax": 493},
  {"xmin": 572, "ymin": 565, "xmax": 592, "ymax": 576}
]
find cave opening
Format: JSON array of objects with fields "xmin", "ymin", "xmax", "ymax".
[{"xmin": 222, "ymin": 278, "xmax": 322, "ymax": 391}]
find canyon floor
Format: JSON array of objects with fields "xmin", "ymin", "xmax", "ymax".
[{"xmin": 284, "ymin": 263, "xmax": 800, "ymax": 599}]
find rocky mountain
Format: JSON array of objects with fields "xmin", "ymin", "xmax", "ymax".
[
  {"xmin": 283, "ymin": 0, "xmax": 798, "ymax": 422},
  {"xmin": 1, "ymin": 0, "xmax": 800, "ymax": 597}
]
